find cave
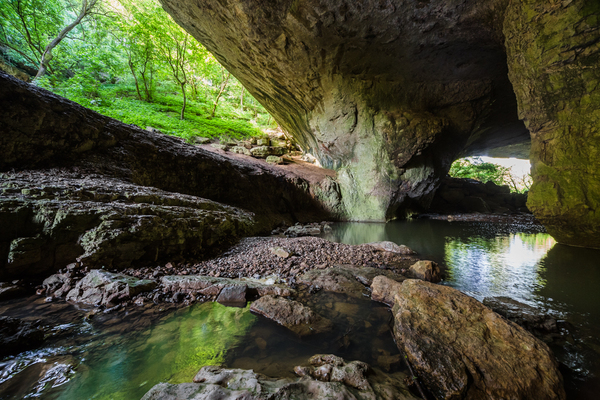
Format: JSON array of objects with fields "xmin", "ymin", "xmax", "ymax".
[{"xmin": 156, "ymin": 0, "xmax": 600, "ymax": 249}]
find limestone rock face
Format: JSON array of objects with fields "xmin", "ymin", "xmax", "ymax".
[
  {"xmin": 160, "ymin": 0, "xmax": 528, "ymax": 220},
  {"xmin": 504, "ymin": 0, "xmax": 600, "ymax": 248},
  {"xmin": 392, "ymin": 280, "xmax": 566, "ymax": 400}
]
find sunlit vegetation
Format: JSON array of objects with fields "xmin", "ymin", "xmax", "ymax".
[
  {"xmin": 449, "ymin": 157, "xmax": 532, "ymax": 193},
  {"xmin": 0, "ymin": 0, "xmax": 274, "ymax": 141}
]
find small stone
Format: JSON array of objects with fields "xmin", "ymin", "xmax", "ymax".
[
  {"xmin": 266, "ymin": 155, "xmax": 283, "ymax": 165},
  {"xmin": 192, "ymin": 136, "xmax": 211, "ymax": 145},
  {"xmin": 230, "ymin": 146, "xmax": 252, "ymax": 155},
  {"xmin": 269, "ymin": 247, "xmax": 292, "ymax": 258},
  {"xmin": 210, "ymin": 143, "xmax": 229, "ymax": 151}
]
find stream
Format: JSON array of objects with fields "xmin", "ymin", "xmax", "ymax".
[{"xmin": 1, "ymin": 219, "xmax": 599, "ymax": 399}]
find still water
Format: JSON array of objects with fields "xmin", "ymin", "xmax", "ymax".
[
  {"xmin": 322, "ymin": 219, "xmax": 600, "ymax": 399},
  {"xmin": 1, "ymin": 219, "xmax": 599, "ymax": 399}
]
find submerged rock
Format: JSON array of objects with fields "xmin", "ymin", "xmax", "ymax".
[
  {"xmin": 249, "ymin": 295, "xmax": 332, "ymax": 336},
  {"xmin": 66, "ymin": 270, "xmax": 156, "ymax": 307},
  {"xmin": 0, "ymin": 316, "xmax": 44, "ymax": 358},
  {"xmin": 392, "ymin": 280, "xmax": 566, "ymax": 400}
]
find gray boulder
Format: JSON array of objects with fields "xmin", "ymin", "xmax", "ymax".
[{"xmin": 66, "ymin": 270, "xmax": 156, "ymax": 307}]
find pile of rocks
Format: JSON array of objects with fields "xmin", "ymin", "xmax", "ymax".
[{"xmin": 195, "ymin": 132, "xmax": 298, "ymax": 165}]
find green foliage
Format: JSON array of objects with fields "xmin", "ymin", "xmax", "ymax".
[
  {"xmin": 449, "ymin": 157, "xmax": 532, "ymax": 193},
  {"xmin": 0, "ymin": 0, "xmax": 275, "ymax": 139}
]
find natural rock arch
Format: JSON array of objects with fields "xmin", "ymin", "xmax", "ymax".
[{"xmin": 160, "ymin": 0, "xmax": 600, "ymax": 248}]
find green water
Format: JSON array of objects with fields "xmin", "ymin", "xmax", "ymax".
[{"xmin": 0, "ymin": 290, "xmax": 401, "ymax": 399}]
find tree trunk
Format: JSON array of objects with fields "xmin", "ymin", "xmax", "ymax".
[
  {"xmin": 211, "ymin": 71, "xmax": 230, "ymax": 118},
  {"xmin": 180, "ymin": 82, "xmax": 187, "ymax": 120},
  {"xmin": 128, "ymin": 55, "xmax": 143, "ymax": 100},
  {"xmin": 239, "ymin": 87, "xmax": 244, "ymax": 110},
  {"xmin": 35, "ymin": 0, "xmax": 96, "ymax": 80}
]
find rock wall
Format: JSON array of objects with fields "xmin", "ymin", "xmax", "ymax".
[
  {"xmin": 0, "ymin": 71, "xmax": 337, "ymax": 279},
  {"xmin": 160, "ymin": 0, "xmax": 529, "ymax": 221},
  {"xmin": 504, "ymin": 0, "xmax": 600, "ymax": 248}
]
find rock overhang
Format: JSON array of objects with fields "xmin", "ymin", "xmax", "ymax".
[{"xmin": 159, "ymin": 0, "xmax": 530, "ymax": 220}]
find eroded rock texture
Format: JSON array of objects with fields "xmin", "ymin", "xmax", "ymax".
[
  {"xmin": 393, "ymin": 280, "xmax": 565, "ymax": 400},
  {"xmin": 160, "ymin": 0, "xmax": 528, "ymax": 220},
  {"xmin": 0, "ymin": 71, "xmax": 335, "ymax": 279},
  {"xmin": 504, "ymin": 0, "xmax": 600, "ymax": 248}
]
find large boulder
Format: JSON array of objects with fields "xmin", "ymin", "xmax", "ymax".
[
  {"xmin": 159, "ymin": 0, "xmax": 529, "ymax": 221},
  {"xmin": 392, "ymin": 280, "xmax": 565, "ymax": 400},
  {"xmin": 504, "ymin": 0, "xmax": 600, "ymax": 248}
]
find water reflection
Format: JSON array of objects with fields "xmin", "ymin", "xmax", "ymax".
[
  {"xmin": 444, "ymin": 233, "xmax": 555, "ymax": 308},
  {"xmin": 323, "ymin": 219, "xmax": 600, "ymax": 399}
]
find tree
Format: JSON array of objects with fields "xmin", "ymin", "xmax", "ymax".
[
  {"xmin": 0, "ymin": 0, "xmax": 63, "ymax": 69},
  {"xmin": 210, "ymin": 66, "xmax": 230, "ymax": 118},
  {"xmin": 149, "ymin": 4, "xmax": 191, "ymax": 119},
  {"xmin": 35, "ymin": 0, "xmax": 100, "ymax": 79}
]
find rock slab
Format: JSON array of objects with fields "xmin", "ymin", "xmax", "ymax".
[
  {"xmin": 66, "ymin": 270, "xmax": 156, "ymax": 307},
  {"xmin": 249, "ymin": 295, "xmax": 332, "ymax": 336},
  {"xmin": 392, "ymin": 280, "xmax": 566, "ymax": 400}
]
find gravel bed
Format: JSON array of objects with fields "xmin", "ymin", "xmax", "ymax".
[{"xmin": 124, "ymin": 236, "xmax": 419, "ymax": 284}]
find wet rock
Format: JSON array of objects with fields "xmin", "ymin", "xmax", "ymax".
[
  {"xmin": 483, "ymin": 296, "xmax": 560, "ymax": 337},
  {"xmin": 298, "ymin": 266, "xmax": 367, "ymax": 298},
  {"xmin": 66, "ymin": 270, "xmax": 157, "ymax": 307},
  {"xmin": 295, "ymin": 354, "xmax": 371, "ymax": 390},
  {"xmin": 249, "ymin": 295, "xmax": 332, "ymax": 336},
  {"xmin": 142, "ymin": 363, "xmax": 417, "ymax": 400},
  {"xmin": 42, "ymin": 273, "xmax": 72, "ymax": 298},
  {"xmin": 216, "ymin": 285, "xmax": 247, "ymax": 306},
  {"xmin": 299, "ymin": 265, "xmax": 406, "ymax": 298},
  {"xmin": 407, "ymin": 260, "xmax": 442, "ymax": 283},
  {"xmin": 0, "ymin": 316, "xmax": 44, "ymax": 358},
  {"xmin": 371, "ymin": 275, "xmax": 404, "ymax": 306},
  {"xmin": 367, "ymin": 242, "xmax": 416, "ymax": 255},
  {"xmin": 269, "ymin": 247, "xmax": 292, "ymax": 258},
  {"xmin": 392, "ymin": 280, "xmax": 566, "ymax": 400},
  {"xmin": 0, "ymin": 281, "xmax": 26, "ymax": 301},
  {"xmin": 161, "ymin": 275, "xmax": 293, "ymax": 298}
]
